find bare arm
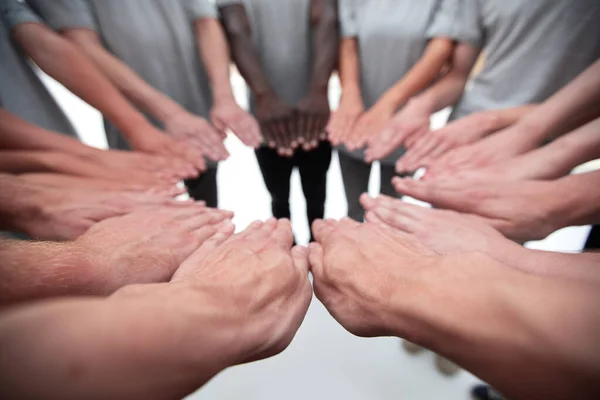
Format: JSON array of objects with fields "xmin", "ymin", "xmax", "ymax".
[
  {"xmin": 0, "ymin": 284, "xmax": 240, "ymax": 400},
  {"xmin": 515, "ymin": 58, "xmax": 600, "ymax": 147},
  {"xmin": 219, "ymin": 3, "xmax": 294, "ymax": 151},
  {"xmin": 12, "ymin": 22, "xmax": 156, "ymax": 146},
  {"xmin": 408, "ymin": 42, "xmax": 480, "ymax": 116},
  {"xmin": 61, "ymin": 28, "xmax": 227, "ymax": 161},
  {"xmin": 0, "ymin": 108, "xmax": 93, "ymax": 155},
  {"xmin": 306, "ymin": 0, "xmax": 339, "ymax": 95},
  {"xmin": 327, "ymin": 37, "xmax": 364, "ymax": 144},
  {"xmin": 347, "ymin": 37, "xmax": 454, "ymax": 149},
  {"xmin": 61, "ymin": 28, "xmax": 184, "ymax": 123},
  {"xmin": 195, "ymin": 17, "xmax": 261, "ymax": 146},
  {"xmin": 364, "ymin": 43, "xmax": 480, "ymax": 161},
  {"xmin": 378, "ymin": 38, "xmax": 454, "ymax": 111}
]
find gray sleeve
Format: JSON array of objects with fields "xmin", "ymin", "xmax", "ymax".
[
  {"xmin": 339, "ymin": 0, "xmax": 359, "ymax": 38},
  {"xmin": 426, "ymin": 0, "xmax": 483, "ymax": 48},
  {"xmin": 25, "ymin": 0, "xmax": 98, "ymax": 32},
  {"xmin": 183, "ymin": 0, "xmax": 218, "ymax": 20},
  {"xmin": 0, "ymin": 0, "xmax": 43, "ymax": 31}
]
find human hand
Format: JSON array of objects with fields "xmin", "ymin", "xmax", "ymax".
[
  {"xmin": 165, "ymin": 111, "xmax": 229, "ymax": 162},
  {"xmin": 360, "ymin": 194, "xmax": 520, "ymax": 259},
  {"xmin": 255, "ymin": 94, "xmax": 295, "ymax": 156},
  {"xmin": 172, "ymin": 218, "xmax": 312, "ymax": 362},
  {"xmin": 72, "ymin": 206, "xmax": 234, "ymax": 292},
  {"xmin": 309, "ymin": 218, "xmax": 438, "ymax": 337},
  {"xmin": 392, "ymin": 177, "xmax": 565, "ymax": 242},
  {"xmin": 424, "ymin": 125, "xmax": 539, "ymax": 180},
  {"xmin": 344, "ymin": 102, "xmax": 395, "ymax": 151},
  {"xmin": 296, "ymin": 90, "xmax": 330, "ymax": 151},
  {"xmin": 87, "ymin": 149, "xmax": 197, "ymax": 181},
  {"xmin": 211, "ymin": 97, "xmax": 262, "ymax": 148},
  {"xmin": 326, "ymin": 91, "xmax": 364, "ymax": 146},
  {"xmin": 364, "ymin": 99, "xmax": 431, "ymax": 162},
  {"xmin": 17, "ymin": 187, "xmax": 201, "ymax": 241},
  {"xmin": 396, "ymin": 112, "xmax": 502, "ymax": 174},
  {"xmin": 128, "ymin": 126, "xmax": 207, "ymax": 174}
]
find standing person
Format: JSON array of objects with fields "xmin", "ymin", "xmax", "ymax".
[
  {"xmin": 28, "ymin": 0, "xmax": 262, "ymax": 207},
  {"xmin": 219, "ymin": 0, "xmax": 338, "ymax": 242},
  {"xmin": 0, "ymin": 0, "xmax": 195, "ymax": 176},
  {"xmin": 367, "ymin": 0, "xmax": 600, "ymax": 175},
  {"xmin": 327, "ymin": 0, "xmax": 465, "ymax": 221}
]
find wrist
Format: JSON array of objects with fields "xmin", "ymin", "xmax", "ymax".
[{"xmin": 406, "ymin": 96, "xmax": 435, "ymax": 117}]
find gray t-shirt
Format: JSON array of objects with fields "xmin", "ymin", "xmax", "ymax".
[
  {"xmin": 450, "ymin": 0, "xmax": 600, "ymax": 120},
  {"xmin": 338, "ymin": 0, "xmax": 464, "ymax": 163},
  {"xmin": 0, "ymin": 0, "xmax": 77, "ymax": 137},
  {"xmin": 28, "ymin": 0, "xmax": 218, "ymax": 150},
  {"xmin": 217, "ymin": 0, "xmax": 313, "ymax": 113}
]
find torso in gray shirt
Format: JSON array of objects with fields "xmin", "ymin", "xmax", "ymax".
[
  {"xmin": 218, "ymin": 0, "xmax": 313, "ymax": 114},
  {"xmin": 0, "ymin": 0, "xmax": 77, "ymax": 138},
  {"xmin": 451, "ymin": 0, "xmax": 600, "ymax": 120},
  {"xmin": 338, "ymin": 0, "xmax": 463, "ymax": 163},
  {"xmin": 28, "ymin": 0, "xmax": 217, "ymax": 149}
]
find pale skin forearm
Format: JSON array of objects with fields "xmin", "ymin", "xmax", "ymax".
[
  {"xmin": 516, "ymin": 59, "xmax": 600, "ymax": 145},
  {"xmin": 195, "ymin": 18, "xmax": 236, "ymax": 103},
  {"xmin": 375, "ymin": 38, "xmax": 454, "ymax": 111},
  {"xmin": 0, "ymin": 240, "xmax": 96, "ymax": 307},
  {"xmin": 507, "ymin": 116, "xmax": 600, "ymax": 180},
  {"xmin": 19, "ymin": 173, "xmax": 137, "ymax": 192},
  {"xmin": 62, "ymin": 28, "xmax": 184, "ymax": 123},
  {"xmin": 550, "ymin": 171, "xmax": 600, "ymax": 229},
  {"xmin": 409, "ymin": 43, "xmax": 480, "ymax": 114},
  {"xmin": 0, "ymin": 109, "xmax": 92, "ymax": 156},
  {"xmin": 337, "ymin": 37, "xmax": 362, "ymax": 103},
  {"xmin": 398, "ymin": 254, "xmax": 600, "ymax": 400},
  {"xmin": 0, "ymin": 283, "xmax": 244, "ymax": 400},
  {"xmin": 0, "ymin": 151, "xmax": 112, "ymax": 179}
]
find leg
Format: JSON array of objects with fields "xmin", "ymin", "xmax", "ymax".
[
  {"xmin": 185, "ymin": 166, "xmax": 218, "ymax": 207},
  {"xmin": 338, "ymin": 151, "xmax": 372, "ymax": 222},
  {"xmin": 297, "ymin": 141, "xmax": 332, "ymax": 240},
  {"xmin": 255, "ymin": 146, "xmax": 294, "ymax": 219}
]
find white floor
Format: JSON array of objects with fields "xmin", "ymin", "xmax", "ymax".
[{"xmin": 41, "ymin": 70, "xmax": 592, "ymax": 400}]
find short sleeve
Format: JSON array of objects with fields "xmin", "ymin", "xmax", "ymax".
[
  {"xmin": 426, "ymin": 0, "xmax": 484, "ymax": 48},
  {"xmin": 183, "ymin": 0, "xmax": 218, "ymax": 20},
  {"xmin": 0, "ymin": 0, "xmax": 43, "ymax": 31},
  {"xmin": 339, "ymin": 0, "xmax": 360, "ymax": 38},
  {"xmin": 25, "ymin": 0, "xmax": 98, "ymax": 32}
]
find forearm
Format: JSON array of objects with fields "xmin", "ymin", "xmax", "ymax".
[
  {"xmin": 377, "ymin": 38, "xmax": 453, "ymax": 111},
  {"xmin": 0, "ymin": 283, "xmax": 244, "ymax": 400},
  {"xmin": 14, "ymin": 24, "xmax": 152, "ymax": 143},
  {"xmin": 19, "ymin": 173, "xmax": 139, "ymax": 192},
  {"xmin": 409, "ymin": 43, "xmax": 478, "ymax": 114},
  {"xmin": 399, "ymin": 254, "xmax": 600, "ymax": 400},
  {"xmin": 516, "ymin": 59, "xmax": 600, "ymax": 145},
  {"xmin": 337, "ymin": 37, "xmax": 362, "ymax": 103},
  {"xmin": 0, "ymin": 240, "xmax": 96, "ymax": 307},
  {"xmin": 550, "ymin": 171, "xmax": 600, "ymax": 228},
  {"xmin": 196, "ymin": 18, "xmax": 236, "ymax": 103},
  {"xmin": 307, "ymin": 0, "xmax": 339, "ymax": 94},
  {"xmin": 0, "ymin": 109, "xmax": 93, "ymax": 156},
  {"xmin": 219, "ymin": 5, "xmax": 277, "ymax": 99},
  {"xmin": 0, "ymin": 151, "xmax": 111, "ymax": 179},
  {"xmin": 63, "ymin": 29, "xmax": 184, "ymax": 123},
  {"xmin": 513, "ymin": 116, "xmax": 600, "ymax": 179}
]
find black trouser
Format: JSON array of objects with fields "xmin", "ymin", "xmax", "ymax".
[
  {"xmin": 255, "ymin": 141, "xmax": 332, "ymax": 241},
  {"xmin": 185, "ymin": 166, "xmax": 219, "ymax": 208},
  {"xmin": 584, "ymin": 225, "xmax": 600, "ymax": 250}
]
